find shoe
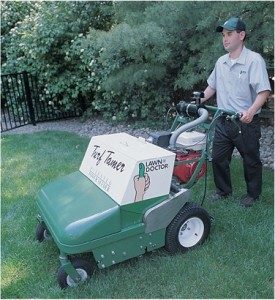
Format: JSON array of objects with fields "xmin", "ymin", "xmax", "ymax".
[
  {"xmin": 240, "ymin": 194, "xmax": 258, "ymax": 208},
  {"xmin": 210, "ymin": 192, "xmax": 231, "ymax": 202}
]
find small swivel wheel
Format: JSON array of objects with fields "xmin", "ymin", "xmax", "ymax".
[
  {"xmin": 165, "ymin": 202, "xmax": 211, "ymax": 253},
  {"xmin": 57, "ymin": 258, "xmax": 94, "ymax": 289},
  {"xmin": 35, "ymin": 222, "xmax": 52, "ymax": 242}
]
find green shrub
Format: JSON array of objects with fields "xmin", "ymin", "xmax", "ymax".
[
  {"xmin": 1, "ymin": 1, "xmax": 37, "ymax": 64},
  {"xmin": 1, "ymin": 1, "xmax": 273, "ymax": 121},
  {"xmin": 77, "ymin": 21, "xmax": 172, "ymax": 121},
  {"xmin": 2, "ymin": 1, "xmax": 114, "ymax": 111}
]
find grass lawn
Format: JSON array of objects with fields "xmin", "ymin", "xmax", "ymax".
[{"xmin": 1, "ymin": 131, "xmax": 274, "ymax": 298}]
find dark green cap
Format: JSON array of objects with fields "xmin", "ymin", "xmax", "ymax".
[{"xmin": 216, "ymin": 17, "xmax": 246, "ymax": 32}]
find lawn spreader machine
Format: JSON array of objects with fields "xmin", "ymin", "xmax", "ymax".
[{"xmin": 35, "ymin": 91, "xmax": 242, "ymax": 288}]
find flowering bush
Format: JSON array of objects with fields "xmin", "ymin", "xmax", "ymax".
[
  {"xmin": 2, "ymin": 1, "xmax": 273, "ymax": 122},
  {"xmin": 2, "ymin": 1, "xmax": 114, "ymax": 111}
]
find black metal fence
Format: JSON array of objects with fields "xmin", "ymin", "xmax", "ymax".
[{"xmin": 1, "ymin": 72, "xmax": 82, "ymax": 132}]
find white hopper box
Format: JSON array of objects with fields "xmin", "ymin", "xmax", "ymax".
[
  {"xmin": 176, "ymin": 131, "xmax": 206, "ymax": 151},
  {"xmin": 80, "ymin": 133, "xmax": 176, "ymax": 205}
]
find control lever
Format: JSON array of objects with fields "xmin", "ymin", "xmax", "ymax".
[{"xmin": 192, "ymin": 91, "xmax": 205, "ymax": 106}]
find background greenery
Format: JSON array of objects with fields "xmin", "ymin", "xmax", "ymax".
[
  {"xmin": 1, "ymin": 132, "xmax": 274, "ymax": 298},
  {"xmin": 1, "ymin": 1, "xmax": 274, "ymax": 121}
]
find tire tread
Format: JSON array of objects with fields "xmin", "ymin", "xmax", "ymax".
[{"xmin": 165, "ymin": 202, "xmax": 211, "ymax": 253}]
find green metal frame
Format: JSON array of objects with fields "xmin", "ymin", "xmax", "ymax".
[{"xmin": 92, "ymin": 228, "xmax": 166, "ymax": 269}]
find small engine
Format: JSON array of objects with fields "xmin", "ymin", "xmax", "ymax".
[
  {"xmin": 173, "ymin": 150, "xmax": 206, "ymax": 183},
  {"xmin": 147, "ymin": 130, "xmax": 207, "ymax": 183},
  {"xmin": 173, "ymin": 131, "xmax": 207, "ymax": 183}
]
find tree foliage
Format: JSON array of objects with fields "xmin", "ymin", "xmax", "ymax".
[
  {"xmin": 1, "ymin": 1, "xmax": 274, "ymax": 121},
  {"xmin": 2, "ymin": 1, "xmax": 114, "ymax": 110}
]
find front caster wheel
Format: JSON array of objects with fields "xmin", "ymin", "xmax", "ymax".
[
  {"xmin": 57, "ymin": 258, "xmax": 94, "ymax": 289},
  {"xmin": 165, "ymin": 202, "xmax": 211, "ymax": 253},
  {"xmin": 35, "ymin": 222, "xmax": 52, "ymax": 242}
]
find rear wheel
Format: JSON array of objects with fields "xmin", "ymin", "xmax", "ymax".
[
  {"xmin": 165, "ymin": 202, "xmax": 211, "ymax": 253},
  {"xmin": 57, "ymin": 258, "xmax": 94, "ymax": 289},
  {"xmin": 35, "ymin": 222, "xmax": 52, "ymax": 242}
]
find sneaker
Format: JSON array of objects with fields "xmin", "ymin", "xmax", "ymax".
[
  {"xmin": 210, "ymin": 192, "xmax": 231, "ymax": 202},
  {"xmin": 240, "ymin": 194, "xmax": 258, "ymax": 208}
]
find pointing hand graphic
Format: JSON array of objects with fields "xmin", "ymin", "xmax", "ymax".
[
  {"xmin": 139, "ymin": 162, "xmax": 145, "ymax": 178},
  {"xmin": 134, "ymin": 163, "xmax": 150, "ymax": 202}
]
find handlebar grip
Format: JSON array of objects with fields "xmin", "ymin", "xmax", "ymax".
[
  {"xmin": 236, "ymin": 112, "xmax": 243, "ymax": 119},
  {"xmin": 225, "ymin": 112, "xmax": 243, "ymax": 124}
]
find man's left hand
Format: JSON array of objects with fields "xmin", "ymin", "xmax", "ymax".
[{"xmin": 240, "ymin": 111, "xmax": 254, "ymax": 123}]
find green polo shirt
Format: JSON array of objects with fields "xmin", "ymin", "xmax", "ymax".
[{"xmin": 207, "ymin": 46, "xmax": 271, "ymax": 113}]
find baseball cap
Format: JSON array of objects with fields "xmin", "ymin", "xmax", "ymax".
[{"xmin": 216, "ymin": 17, "xmax": 246, "ymax": 32}]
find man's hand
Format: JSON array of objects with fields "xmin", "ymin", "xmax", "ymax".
[
  {"xmin": 241, "ymin": 90, "xmax": 270, "ymax": 123},
  {"xmin": 240, "ymin": 110, "xmax": 254, "ymax": 123}
]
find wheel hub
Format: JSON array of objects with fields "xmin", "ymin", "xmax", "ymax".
[
  {"xmin": 43, "ymin": 229, "xmax": 51, "ymax": 240},
  {"xmin": 66, "ymin": 268, "xmax": 88, "ymax": 287},
  {"xmin": 178, "ymin": 217, "xmax": 204, "ymax": 248}
]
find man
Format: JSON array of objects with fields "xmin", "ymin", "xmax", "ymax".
[{"xmin": 202, "ymin": 17, "xmax": 271, "ymax": 207}]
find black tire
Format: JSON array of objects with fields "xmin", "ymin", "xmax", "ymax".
[
  {"xmin": 165, "ymin": 202, "xmax": 211, "ymax": 253},
  {"xmin": 57, "ymin": 258, "xmax": 93, "ymax": 289},
  {"xmin": 35, "ymin": 222, "xmax": 52, "ymax": 242}
]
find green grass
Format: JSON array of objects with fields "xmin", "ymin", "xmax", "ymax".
[{"xmin": 1, "ymin": 131, "xmax": 274, "ymax": 298}]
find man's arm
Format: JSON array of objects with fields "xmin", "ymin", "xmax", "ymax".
[
  {"xmin": 201, "ymin": 86, "xmax": 216, "ymax": 103},
  {"xmin": 240, "ymin": 90, "xmax": 270, "ymax": 123}
]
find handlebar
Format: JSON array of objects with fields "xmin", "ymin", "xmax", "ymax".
[
  {"xmin": 223, "ymin": 112, "xmax": 243, "ymax": 121},
  {"xmin": 176, "ymin": 101, "xmax": 243, "ymax": 120}
]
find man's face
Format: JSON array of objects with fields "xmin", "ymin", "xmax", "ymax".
[{"xmin": 222, "ymin": 29, "xmax": 245, "ymax": 52}]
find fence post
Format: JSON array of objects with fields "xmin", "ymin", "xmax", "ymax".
[{"xmin": 22, "ymin": 71, "xmax": 36, "ymax": 126}]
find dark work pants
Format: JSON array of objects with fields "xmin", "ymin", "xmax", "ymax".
[{"xmin": 212, "ymin": 115, "xmax": 262, "ymax": 198}]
